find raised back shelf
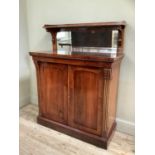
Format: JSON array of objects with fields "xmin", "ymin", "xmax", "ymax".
[{"xmin": 43, "ymin": 21, "xmax": 126, "ymax": 54}]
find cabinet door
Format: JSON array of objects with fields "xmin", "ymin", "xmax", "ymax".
[
  {"xmin": 39, "ymin": 62, "xmax": 68, "ymax": 124},
  {"xmin": 68, "ymin": 66, "xmax": 103, "ymax": 135}
]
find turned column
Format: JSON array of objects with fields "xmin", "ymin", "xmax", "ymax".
[
  {"xmin": 117, "ymin": 26, "xmax": 125, "ymax": 53},
  {"xmin": 50, "ymin": 31, "xmax": 58, "ymax": 52}
]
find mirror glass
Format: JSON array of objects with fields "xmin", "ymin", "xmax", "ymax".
[
  {"xmin": 57, "ymin": 30, "xmax": 119, "ymax": 54},
  {"xmin": 57, "ymin": 32, "xmax": 72, "ymax": 52}
]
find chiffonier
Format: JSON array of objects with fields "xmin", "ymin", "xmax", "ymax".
[{"xmin": 29, "ymin": 21, "xmax": 126, "ymax": 149}]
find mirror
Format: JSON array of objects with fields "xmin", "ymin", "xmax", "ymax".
[{"xmin": 57, "ymin": 29, "xmax": 119, "ymax": 54}]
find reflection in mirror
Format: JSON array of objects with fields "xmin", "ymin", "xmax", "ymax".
[
  {"xmin": 112, "ymin": 30, "xmax": 118, "ymax": 48},
  {"xmin": 57, "ymin": 30, "xmax": 119, "ymax": 54},
  {"xmin": 57, "ymin": 32, "xmax": 72, "ymax": 52}
]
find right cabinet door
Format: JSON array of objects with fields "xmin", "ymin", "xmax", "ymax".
[{"xmin": 68, "ymin": 66, "xmax": 104, "ymax": 135}]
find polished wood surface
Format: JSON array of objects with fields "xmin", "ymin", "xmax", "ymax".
[
  {"xmin": 51, "ymin": 31, "xmax": 58, "ymax": 52},
  {"xmin": 43, "ymin": 21, "xmax": 126, "ymax": 29},
  {"xmin": 39, "ymin": 63, "xmax": 68, "ymax": 124},
  {"xmin": 30, "ymin": 22, "xmax": 126, "ymax": 149},
  {"xmin": 29, "ymin": 51, "xmax": 124, "ymax": 63},
  {"xmin": 68, "ymin": 66, "xmax": 103, "ymax": 135}
]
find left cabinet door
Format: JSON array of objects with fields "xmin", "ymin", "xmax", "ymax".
[{"xmin": 38, "ymin": 62, "xmax": 68, "ymax": 124}]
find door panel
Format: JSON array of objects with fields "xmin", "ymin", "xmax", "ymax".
[
  {"xmin": 68, "ymin": 66, "xmax": 103, "ymax": 135},
  {"xmin": 39, "ymin": 62, "xmax": 68, "ymax": 124}
]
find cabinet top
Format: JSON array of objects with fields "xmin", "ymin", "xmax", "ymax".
[
  {"xmin": 43, "ymin": 21, "xmax": 126, "ymax": 30},
  {"xmin": 29, "ymin": 51, "xmax": 124, "ymax": 63}
]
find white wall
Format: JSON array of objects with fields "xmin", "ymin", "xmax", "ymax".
[
  {"xmin": 26, "ymin": 0, "xmax": 135, "ymax": 135},
  {"xmin": 19, "ymin": 0, "xmax": 30, "ymax": 107}
]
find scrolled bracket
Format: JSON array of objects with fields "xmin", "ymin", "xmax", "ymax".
[{"xmin": 103, "ymin": 68, "xmax": 112, "ymax": 80}]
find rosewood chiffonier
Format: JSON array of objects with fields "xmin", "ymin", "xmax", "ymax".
[{"xmin": 29, "ymin": 21, "xmax": 126, "ymax": 149}]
